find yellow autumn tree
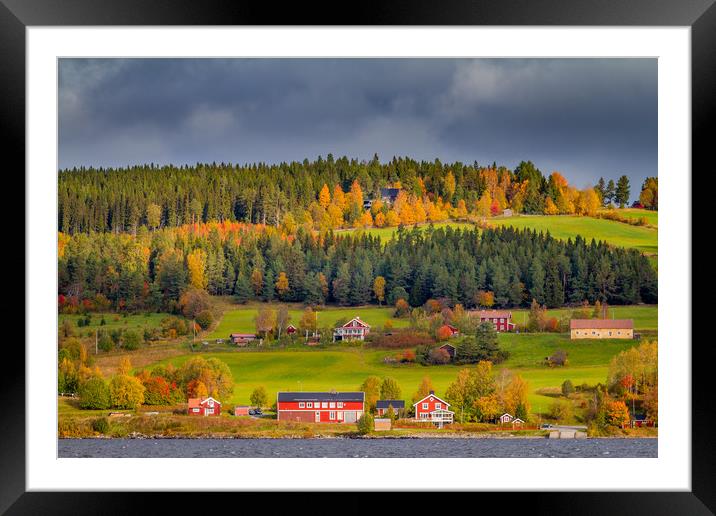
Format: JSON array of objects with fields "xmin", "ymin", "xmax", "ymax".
[
  {"xmin": 385, "ymin": 210, "xmax": 400, "ymax": 227},
  {"xmin": 250, "ymin": 268, "xmax": 263, "ymax": 296},
  {"xmin": 275, "ymin": 272, "xmax": 289, "ymax": 299},
  {"xmin": 358, "ymin": 210, "xmax": 373, "ymax": 228},
  {"xmin": 374, "ymin": 211, "xmax": 386, "ymax": 227},
  {"xmin": 349, "ymin": 180, "xmax": 364, "ymax": 208},
  {"xmin": 332, "ymin": 184, "xmax": 346, "ymax": 211},
  {"xmin": 318, "ymin": 184, "xmax": 331, "ymax": 209},
  {"xmin": 186, "ymin": 248, "xmax": 208, "ymax": 289},
  {"xmin": 544, "ymin": 197, "xmax": 559, "ymax": 215},
  {"xmin": 373, "ymin": 276, "xmax": 386, "ymax": 305}
]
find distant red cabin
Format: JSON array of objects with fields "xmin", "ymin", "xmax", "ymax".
[
  {"xmin": 188, "ymin": 397, "xmax": 221, "ymax": 417},
  {"xmin": 286, "ymin": 324, "xmax": 297, "ymax": 335},
  {"xmin": 229, "ymin": 333, "xmax": 257, "ymax": 346},
  {"xmin": 333, "ymin": 316, "xmax": 371, "ymax": 341},
  {"xmin": 470, "ymin": 310, "xmax": 516, "ymax": 332},
  {"xmin": 234, "ymin": 405, "xmax": 250, "ymax": 416}
]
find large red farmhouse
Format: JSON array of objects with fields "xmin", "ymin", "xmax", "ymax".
[
  {"xmin": 471, "ymin": 310, "xmax": 516, "ymax": 332},
  {"xmin": 187, "ymin": 397, "xmax": 221, "ymax": 416},
  {"xmin": 276, "ymin": 391, "xmax": 365, "ymax": 423},
  {"xmin": 413, "ymin": 391, "xmax": 454, "ymax": 427},
  {"xmin": 333, "ymin": 317, "xmax": 371, "ymax": 341}
]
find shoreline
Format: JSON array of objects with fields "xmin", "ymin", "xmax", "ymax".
[{"xmin": 58, "ymin": 433, "xmax": 657, "ymax": 440}]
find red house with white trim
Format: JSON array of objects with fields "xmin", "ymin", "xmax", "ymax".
[
  {"xmin": 413, "ymin": 391, "xmax": 454, "ymax": 427},
  {"xmin": 187, "ymin": 397, "xmax": 221, "ymax": 416},
  {"xmin": 276, "ymin": 391, "xmax": 365, "ymax": 423},
  {"xmin": 286, "ymin": 324, "xmax": 297, "ymax": 335},
  {"xmin": 333, "ymin": 316, "xmax": 371, "ymax": 341},
  {"xmin": 470, "ymin": 310, "xmax": 516, "ymax": 332}
]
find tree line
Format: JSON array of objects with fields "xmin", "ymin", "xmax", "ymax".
[
  {"xmin": 58, "ymin": 222, "xmax": 657, "ymax": 313},
  {"xmin": 59, "ymin": 156, "xmax": 619, "ymax": 234}
]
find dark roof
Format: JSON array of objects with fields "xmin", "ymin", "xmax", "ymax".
[
  {"xmin": 380, "ymin": 187, "xmax": 401, "ymax": 199},
  {"xmin": 570, "ymin": 319, "xmax": 633, "ymax": 329},
  {"xmin": 277, "ymin": 391, "xmax": 365, "ymax": 402},
  {"xmin": 376, "ymin": 399, "xmax": 405, "ymax": 409}
]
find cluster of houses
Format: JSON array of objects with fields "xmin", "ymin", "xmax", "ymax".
[
  {"xmin": 187, "ymin": 389, "xmax": 529, "ymax": 430},
  {"xmin": 227, "ymin": 311, "xmax": 634, "ymax": 347}
]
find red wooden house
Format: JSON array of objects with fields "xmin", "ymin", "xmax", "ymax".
[
  {"xmin": 413, "ymin": 391, "xmax": 454, "ymax": 427},
  {"xmin": 187, "ymin": 397, "xmax": 221, "ymax": 416},
  {"xmin": 276, "ymin": 391, "xmax": 365, "ymax": 423},
  {"xmin": 470, "ymin": 310, "xmax": 516, "ymax": 332},
  {"xmin": 285, "ymin": 324, "xmax": 297, "ymax": 335},
  {"xmin": 333, "ymin": 316, "xmax": 371, "ymax": 341}
]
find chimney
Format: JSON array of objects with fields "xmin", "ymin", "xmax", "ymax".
[{"xmin": 429, "ymin": 390, "xmax": 435, "ymax": 395}]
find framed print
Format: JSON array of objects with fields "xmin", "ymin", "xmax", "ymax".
[{"xmin": 3, "ymin": 0, "xmax": 712, "ymax": 513}]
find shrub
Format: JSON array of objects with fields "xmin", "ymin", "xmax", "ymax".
[
  {"xmin": 91, "ymin": 417, "xmax": 110, "ymax": 434},
  {"xmin": 195, "ymin": 309, "xmax": 214, "ymax": 330},
  {"xmin": 122, "ymin": 330, "xmax": 143, "ymax": 350},
  {"xmin": 394, "ymin": 298, "xmax": 410, "ymax": 318},
  {"xmin": 78, "ymin": 377, "xmax": 111, "ymax": 409},
  {"xmin": 356, "ymin": 412, "xmax": 374, "ymax": 435},
  {"xmin": 428, "ymin": 347, "xmax": 451, "ymax": 365},
  {"xmin": 561, "ymin": 379, "xmax": 575, "ymax": 397},
  {"xmin": 548, "ymin": 399, "xmax": 573, "ymax": 422},
  {"xmin": 98, "ymin": 332, "xmax": 114, "ymax": 352}
]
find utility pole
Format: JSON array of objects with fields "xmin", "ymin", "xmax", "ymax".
[{"xmin": 95, "ymin": 328, "xmax": 98, "ymax": 355}]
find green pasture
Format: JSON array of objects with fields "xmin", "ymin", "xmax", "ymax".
[
  {"xmin": 608, "ymin": 208, "xmax": 658, "ymax": 227},
  {"xmin": 510, "ymin": 304, "xmax": 658, "ymax": 331},
  {"xmin": 339, "ymin": 214, "xmax": 657, "ymax": 256},
  {"xmin": 207, "ymin": 303, "xmax": 408, "ymax": 339},
  {"xmin": 59, "ymin": 312, "xmax": 170, "ymax": 335},
  {"xmin": 152, "ymin": 331, "xmax": 647, "ymax": 414}
]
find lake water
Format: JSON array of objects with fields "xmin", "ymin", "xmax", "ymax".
[{"xmin": 58, "ymin": 437, "xmax": 657, "ymax": 458}]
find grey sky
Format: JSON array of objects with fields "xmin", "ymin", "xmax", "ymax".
[{"xmin": 59, "ymin": 58, "xmax": 657, "ymax": 188}]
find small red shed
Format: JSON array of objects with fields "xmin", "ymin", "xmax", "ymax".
[
  {"xmin": 234, "ymin": 405, "xmax": 250, "ymax": 416},
  {"xmin": 286, "ymin": 324, "xmax": 297, "ymax": 335}
]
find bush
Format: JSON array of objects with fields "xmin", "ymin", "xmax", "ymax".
[
  {"xmin": 78, "ymin": 377, "xmax": 111, "ymax": 409},
  {"xmin": 122, "ymin": 330, "xmax": 143, "ymax": 350},
  {"xmin": 195, "ymin": 310, "xmax": 214, "ymax": 330},
  {"xmin": 98, "ymin": 332, "xmax": 114, "ymax": 352},
  {"xmin": 561, "ymin": 379, "xmax": 575, "ymax": 396},
  {"xmin": 356, "ymin": 412, "xmax": 374, "ymax": 435},
  {"xmin": 91, "ymin": 417, "xmax": 110, "ymax": 434},
  {"xmin": 428, "ymin": 347, "xmax": 451, "ymax": 365},
  {"xmin": 548, "ymin": 399, "xmax": 573, "ymax": 422}
]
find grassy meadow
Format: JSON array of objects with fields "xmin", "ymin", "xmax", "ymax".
[
  {"xmin": 59, "ymin": 312, "xmax": 170, "ymax": 335},
  {"xmin": 207, "ymin": 303, "xmax": 408, "ymax": 339},
  {"xmin": 150, "ymin": 331, "xmax": 649, "ymax": 415},
  {"xmin": 339, "ymin": 212, "xmax": 657, "ymax": 256}
]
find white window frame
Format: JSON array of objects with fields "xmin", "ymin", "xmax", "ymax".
[
  {"xmin": 337, "ymin": 402, "xmax": 343, "ymax": 408},
  {"xmin": 329, "ymin": 402, "xmax": 335, "ymax": 408},
  {"xmin": 329, "ymin": 411, "xmax": 336, "ymax": 420},
  {"xmin": 299, "ymin": 402, "xmax": 305, "ymax": 408},
  {"xmin": 435, "ymin": 402, "xmax": 442, "ymax": 410},
  {"xmin": 422, "ymin": 403, "xmax": 429, "ymax": 410},
  {"xmin": 322, "ymin": 402, "xmax": 328, "ymax": 408}
]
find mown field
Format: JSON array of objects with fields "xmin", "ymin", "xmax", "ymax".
[
  {"xmin": 150, "ymin": 332, "xmax": 651, "ymax": 415},
  {"xmin": 339, "ymin": 212, "xmax": 657, "ymax": 256},
  {"xmin": 510, "ymin": 304, "xmax": 658, "ymax": 331},
  {"xmin": 59, "ymin": 312, "xmax": 170, "ymax": 334},
  {"xmin": 207, "ymin": 303, "xmax": 408, "ymax": 339}
]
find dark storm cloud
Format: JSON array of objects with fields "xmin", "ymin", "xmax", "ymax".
[{"xmin": 59, "ymin": 58, "xmax": 657, "ymax": 188}]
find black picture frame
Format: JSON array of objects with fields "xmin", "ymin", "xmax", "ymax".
[{"xmin": 3, "ymin": 0, "xmax": 710, "ymax": 513}]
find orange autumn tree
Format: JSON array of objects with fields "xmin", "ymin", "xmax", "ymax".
[
  {"xmin": 275, "ymin": 272, "xmax": 289, "ymax": 299},
  {"xmin": 318, "ymin": 184, "xmax": 331, "ymax": 209},
  {"xmin": 436, "ymin": 324, "xmax": 454, "ymax": 341}
]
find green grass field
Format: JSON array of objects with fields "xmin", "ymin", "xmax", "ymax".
[
  {"xmin": 207, "ymin": 303, "xmax": 408, "ymax": 339},
  {"xmin": 510, "ymin": 305, "xmax": 657, "ymax": 331},
  {"xmin": 59, "ymin": 312, "xmax": 170, "ymax": 335},
  {"xmin": 613, "ymin": 208, "xmax": 658, "ymax": 227},
  {"xmin": 152, "ymin": 332, "xmax": 648, "ymax": 413},
  {"xmin": 339, "ymin": 214, "xmax": 657, "ymax": 256}
]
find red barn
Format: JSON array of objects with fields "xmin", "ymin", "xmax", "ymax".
[
  {"xmin": 285, "ymin": 324, "xmax": 297, "ymax": 335},
  {"xmin": 187, "ymin": 397, "xmax": 221, "ymax": 416},
  {"xmin": 276, "ymin": 391, "xmax": 365, "ymax": 423},
  {"xmin": 229, "ymin": 333, "xmax": 257, "ymax": 346},
  {"xmin": 470, "ymin": 310, "xmax": 516, "ymax": 332},
  {"xmin": 333, "ymin": 316, "xmax": 371, "ymax": 341},
  {"xmin": 413, "ymin": 391, "xmax": 454, "ymax": 427}
]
